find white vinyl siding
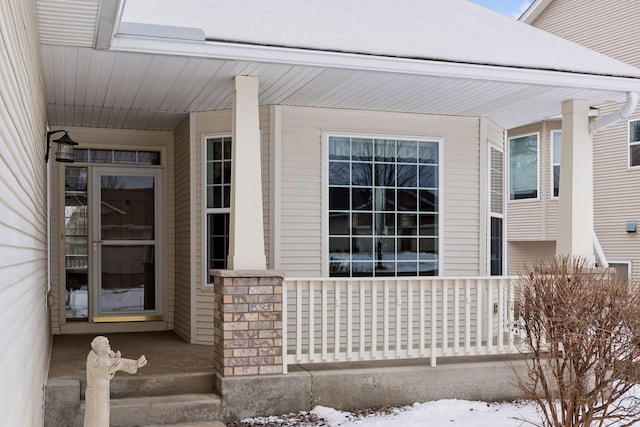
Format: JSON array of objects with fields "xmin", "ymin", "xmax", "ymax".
[
  {"xmin": 507, "ymin": 241, "xmax": 555, "ymax": 275},
  {"xmin": 0, "ymin": 1, "xmax": 50, "ymax": 425},
  {"xmin": 280, "ymin": 106, "xmax": 483, "ymax": 277}
]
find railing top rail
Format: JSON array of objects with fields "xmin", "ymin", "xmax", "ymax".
[{"xmin": 284, "ymin": 276, "xmax": 520, "ymax": 283}]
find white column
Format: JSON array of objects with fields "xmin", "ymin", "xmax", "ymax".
[
  {"xmin": 228, "ymin": 75, "xmax": 266, "ymax": 270},
  {"xmin": 556, "ymin": 99, "xmax": 594, "ymax": 263}
]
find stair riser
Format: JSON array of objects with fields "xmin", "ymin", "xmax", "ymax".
[{"xmin": 79, "ymin": 373, "xmax": 216, "ymax": 399}]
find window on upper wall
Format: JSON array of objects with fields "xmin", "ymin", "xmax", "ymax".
[
  {"xmin": 629, "ymin": 120, "xmax": 640, "ymax": 167},
  {"xmin": 509, "ymin": 133, "xmax": 539, "ymax": 200},
  {"xmin": 551, "ymin": 130, "xmax": 562, "ymax": 198},
  {"xmin": 327, "ymin": 135, "xmax": 440, "ymax": 277},
  {"xmin": 490, "ymin": 147, "xmax": 504, "ymax": 276},
  {"xmin": 205, "ymin": 136, "xmax": 232, "ymax": 283}
]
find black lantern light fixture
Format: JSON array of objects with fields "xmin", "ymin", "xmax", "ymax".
[{"xmin": 45, "ymin": 130, "xmax": 79, "ymax": 163}]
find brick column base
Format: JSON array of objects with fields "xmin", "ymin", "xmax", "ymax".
[{"xmin": 212, "ymin": 270, "xmax": 284, "ymax": 376}]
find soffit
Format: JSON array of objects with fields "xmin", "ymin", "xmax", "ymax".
[{"xmin": 42, "ymin": 44, "xmax": 630, "ymax": 131}]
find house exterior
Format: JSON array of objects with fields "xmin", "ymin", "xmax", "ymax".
[
  {"xmin": 507, "ymin": 0, "xmax": 640, "ymax": 279},
  {"xmin": 4, "ymin": 0, "xmax": 640, "ymax": 425}
]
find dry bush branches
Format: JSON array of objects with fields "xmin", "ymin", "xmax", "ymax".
[{"xmin": 515, "ymin": 257, "xmax": 640, "ymax": 427}]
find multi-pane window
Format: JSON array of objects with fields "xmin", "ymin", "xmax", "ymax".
[
  {"xmin": 490, "ymin": 147, "xmax": 504, "ymax": 276},
  {"xmin": 75, "ymin": 148, "xmax": 160, "ymax": 165},
  {"xmin": 205, "ymin": 136, "xmax": 232, "ymax": 282},
  {"xmin": 551, "ymin": 130, "xmax": 562, "ymax": 198},
  {"xmin": 328, "ymin": 135, "xmax": 439, "ymax": 277},
  {"xmin": 629, "ymin": 120, "xmax": 640, "ymax": 167},
  {"xmin": 509, "ymin": 133, "xmax": 538, "ymax": 200}
]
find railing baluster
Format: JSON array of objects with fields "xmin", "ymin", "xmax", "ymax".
[
  {"xmin": 443, "ymin": 279, "xmax": 448, "ymax": 356},
  {"xmin": 282, "ymin": 280, "xmax": 288, "ymax": 374},
  {"xmin": 347, "ymin": 280, "xmax": 353, "ymax": 360},
  {"xmin": 407, "ymin": 280, "xmax": 414, "ymax": 357},
  {"xmin": 498, "ymin": 278, "xmax": 504, "ymax": 351},
  {"xmin": 487, "ymin": 279, "xmax": 494, "ymax": 354},
  {"xmin": 454, "ymin": 278, "xmax": 460, "ymax": 355},
  {"xmin": 309, "ymin": 281, "xmax": 315, "ymax": 362},
  {"xmin": 396, "ymin": 281, "xmax": 402, "ymax": 358},
  {"xmin": 335, "ymin": 281, "xmax": 341, "ymax": 361},
  {"xmin": 372, "ymin": 281, "xmax": 378, "ymax": 359},
  {"xmin": 296, "ymin": 281, "xmax": 303, "ymax": 362},
  {"xmin": 322, "ymin": 282, "xmax": 328, "ymax": 360},
  {"xmin": 384, "ymin": 281, "xmax": 390, "ymax": 358},
  {"xmin": 465, "ymin": 279, "xmax": 471, "ymax": 354},
  {"xmin": 476, "ymin": 279, "xmax": 482, "ymax": 354},
  {"xmin": 360, "ymin": 281, "xmax": 366, "ymax": 358},
  {"xmin": 419, "ymin": 281, "xmax": 426, "ymax": 357},
  {"xmin": 431, "ymin": 280, "xmax": 437, "ymax": 367},
  {"xmin": 508, "ymin": 278, "xmax": 516, "ymax": 352}
]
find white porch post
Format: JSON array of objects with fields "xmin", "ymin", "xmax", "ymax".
[
  {"xmin": 228, "ymin": 75, "xmax": 266, "ymax": 270},
  {"xmin": 556, "ymin": 99, "xmax": 595, "ymax": 263}
]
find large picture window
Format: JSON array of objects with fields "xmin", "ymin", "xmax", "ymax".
[
  {"xmin": 509, "ymin": 133, "xmax": 539, "ymax": 200},
  {"xmin": 327, "ymin": 135, "xmax": 440, "ymax": 277},
  {"xmin": 205, "ymin": 136, "xmax": 232, "ymax": 283},
  {"xmin": 629, "ymin": 120, "xmax": 640, "ymax": 167}
]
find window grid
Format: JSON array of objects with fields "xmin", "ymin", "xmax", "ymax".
[
  {"xmin": 74, "ymin": 148, "xmax": 160, "ymax": 165},
  {"xmin": 328, "ymin": 136, "xmax": 439, "ymax": 278},
  {"xmin": 629, "ymin": 120, "xmax": 640, "ymax": 167},
  {"xmin": 205, "ymin": 136, "xmax": 232, "ymax": 282}
]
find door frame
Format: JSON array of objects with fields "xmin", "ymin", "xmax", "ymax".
[{"xmin": 90, "ymin": 165, "xmax": 164, "ymax": 322}]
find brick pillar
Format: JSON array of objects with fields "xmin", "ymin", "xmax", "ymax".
[{"xmin": 212, "ymin": 270, "xmax": 284, "ymax": 376}]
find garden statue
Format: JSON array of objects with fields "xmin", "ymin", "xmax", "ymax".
[{"xmin": 84, "ymin": 336, "xmax": 147, "ymax": 427}]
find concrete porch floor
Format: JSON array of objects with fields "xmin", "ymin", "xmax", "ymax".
[{"xmin": 48, "ymin": 331, "xmax": 216, "ymax": 380}]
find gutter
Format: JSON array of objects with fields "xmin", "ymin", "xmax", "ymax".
[{"xmin": 589, "ymin": 92, "xmax": 639, "ymax": 268}]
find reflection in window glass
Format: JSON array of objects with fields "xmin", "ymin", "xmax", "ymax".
[
  {"xmin": 328, "ymin": 136, "xmax": 439, "ymax": 277},
  {"xmin": 630, "ymin": 120, "xmax": 640, "ymax": 167},
  {"xmin": 552, "ymin": 131, "xmax": 562, "ymax": 198},
  {"xmin": 509, "ymin": 134, "xmax": 538, "ymax": 200},
  {"xmin": 65, "ymin": 167, "xmax": 89, "ymax": 321},
  {"xmin": 74, "ymin": 149, "xmax": 161, "ymax": 165}
]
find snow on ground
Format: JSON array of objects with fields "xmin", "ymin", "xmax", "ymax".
[{"xmin": 311, "ymin": 400, "xmax": 540, "ymax": 427}]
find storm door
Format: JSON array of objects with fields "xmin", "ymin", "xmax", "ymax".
[{"xmin": 91, "ymin": 166, "xmax": 163, "ymax": 322}]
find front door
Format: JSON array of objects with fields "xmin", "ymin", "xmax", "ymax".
[{"xmin": 91, "ymin": 166, "xmax": 163, "ymax": 322}]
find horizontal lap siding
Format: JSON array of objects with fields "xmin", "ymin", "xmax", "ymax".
[
  {"xmin": 507, "ymin": 241, "xmax": 555, "ymax": 275},
  {"xmin": 0, "ymin": 0, "xmax": 50, "ymax": 426},
  {"xmin": 193, "ymin": 108, "xmax": 271, "ymax": 344},
  {"xmin": 280, "ymin": 106, "xmax": 481, "ymax": 277},
  {"xmin": 533, "ymin": 1, "xmax": 640, "ymax": 275},
  {"xmin": 174, "ymin": 117, "xmax": 191, "ymax": 340}
]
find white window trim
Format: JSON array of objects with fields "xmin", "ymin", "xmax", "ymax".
[
  {"xmin": 203, "ymin": 132, "xmax": 232, "ymax": 286},
  {"xmin": 507, "ymin": 131, "xmax": 540, "ymax": 203},
  {"xmin": 628, "ymin": 119, "xmax": 640, "ymax": 170},
  {"xmin": 321, "ymin": 131, "xmax": 444, "ymax": 278},
  {"xmin": 550, "ymin": 129, "xmax": 562, "ymax": 200},
  {"xmin": 488, "ymin": 143, "xmax": 505, "ymax": 276},
  {"xmin": 608, "ymin": 260, "xmax": 632, "ymax": 280}
]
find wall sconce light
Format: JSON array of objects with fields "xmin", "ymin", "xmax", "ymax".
[
  {"xmin": 626, "ymin": 221, "xmax": 637, "ymax": 233},
  {"xmin": 45, "ymin": 130, "xmax": 79, "ymax": 163}
]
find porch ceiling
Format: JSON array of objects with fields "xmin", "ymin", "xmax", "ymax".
[
  {"xmin": 41, "ymin": 44, "xmax": 632, "ymax": 132},
  {"xmin": 36, "ymin": 0, "xmax": 640, "ymax": 132}
]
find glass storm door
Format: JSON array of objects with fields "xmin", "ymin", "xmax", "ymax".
[{"xmin": 91, "ymin": 167, "xmax": 163, "ymax": 322}]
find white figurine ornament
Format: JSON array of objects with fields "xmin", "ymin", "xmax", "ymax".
[{"xmin": 84, "ymin": 336, "xmax": 147, "ymax": 427}]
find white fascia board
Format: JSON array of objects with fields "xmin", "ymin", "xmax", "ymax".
[
  {"xmin": 110, "ymin": 34, "xmax": 640, "ymax": 94},
  {"xmin": 519, "ymin": 0, "xmax": 553, "ymax": 24}
]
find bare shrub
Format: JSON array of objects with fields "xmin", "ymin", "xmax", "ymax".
[{"xmin": 515, "ymin": 256, "xmax": 640, "ymax": 427}]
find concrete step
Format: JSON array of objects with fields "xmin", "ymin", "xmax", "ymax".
[
  {"xmin": 137, "ymin": 422, "xmax": 225, "ymax": 427},
  {"xmin": 105, "ymin": 372, "xmax": 216, "ymax": 399},
  {"xmin": 103, "ymin": 393, "xmax": 224, "ymax": 427}
]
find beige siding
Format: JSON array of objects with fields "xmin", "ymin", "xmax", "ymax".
[
  {"xmin": 0, "ymin": 0, "xmax": 50, "ymax": 425},
  {"xmin": 506, "ymin": 121, "xmax": 561, "ymax": 242},
  {"xmin": 533, "ymin": 0, "xmax": 640, "ymax": 68},
  {"xmin": 193, "ymin": 107, "xmax": 271, "ymax": 344},
  {"xmin": 529, "ymin": 1, "xmax": 640, "ymax": 277},
  {"xmin": 50, "ymin": 127, "xmax": 175, "ymax": 334},
  {"xmin": 507, "ymin": 241, "xmax": 555, "ymax": 275},
  {"xmin": 173, "ymin": 117, "xmax": 191, "ymax": 340},
  {"xmin": 280, "ymin": 106, "xmax": 483, "ymax": 277}
]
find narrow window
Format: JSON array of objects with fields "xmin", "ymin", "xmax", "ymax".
[
  {"xmin": 490, "ymin": 147, "xmax": 504, "ymax": 276},
  {"xmin": 205, "ymin": 136, "xmax": 232, "ymax": 283},
  {"xmin": 551, "ymin": 130, "xmax": 562, "ymax": 198},
  {"xmin": 629, "ymin": 120, "xmax": 640, "ymax": 167},
  {"xmin": 509, "ymin": 134, "xmax": 538, "ymax": 200},
  {"xmin": 328, "ymin": 135, "xmax": 439, "ymax": 277},
  {"xmin": 65, "ymin": 167, "xmax": 89, "ymax": 320}
]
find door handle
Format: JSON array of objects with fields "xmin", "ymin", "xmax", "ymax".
[{"xmin": 93, "ymin": 238, "xmax": 103, "ymax": 252}]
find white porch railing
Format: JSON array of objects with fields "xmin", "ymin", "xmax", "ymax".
[{"xmin": 282, "ymin": 276, "xmax": 522, "ymax": 373}]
